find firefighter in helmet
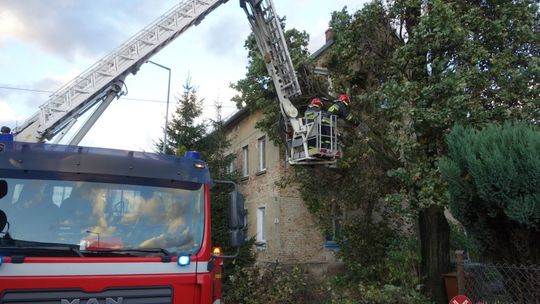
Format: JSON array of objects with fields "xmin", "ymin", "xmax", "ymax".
[
  {"xmin": 328, "ymin": 94, "xmax": 359, "ymax": 127},
  {"xmin": 304, "ymin": 97, "xmax": 323, "ymax": 121},
  {"xmin": 304, "ymin": 97, "xmax": 334, "ymax": 155}
]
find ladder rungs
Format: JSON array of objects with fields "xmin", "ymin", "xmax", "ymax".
[
  {"xmin": 119, "ymin": 55, "xmax": 135, "ymax": 60},
  {"xmin": 74, "ymin": 89, "xmax": 90, "ymax": 94},
  {"xmin": 97, "ymin": 71, "xmax": 114, "ymax": 77},
  {"xmin": 158, "ymin": 24, "xmax": 175, "ymax": 31},
  {"xmin": 139, "ymin": 39, "xmax": 156, "ymax": 46}
]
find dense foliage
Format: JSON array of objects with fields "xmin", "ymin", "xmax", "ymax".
[
  {"xmin": 230, "ymin": 2, "xmax": 425, "ymax": 302},
  {"xmin": 440, "ymin": 122, "xmax": 540, "ymax": 264},
  {"xmin": 225, "ymin": 265, "xmax": 312, "ymax": 304},
  {"xmin": 379, "ymin": 1, "xmax": 539, "ymax": 297}
]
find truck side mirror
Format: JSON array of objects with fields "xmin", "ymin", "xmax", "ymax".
[
  {"xmin": 228, "ymin": 191, "xmax": 246, "ymax": 248},
  {"xmin": 0, "ymin": 180, "xmax": 6, "ymax": 199},
  {"xmin": 0, "ymin": 210, "xmax": 6, "ymax": 234}
]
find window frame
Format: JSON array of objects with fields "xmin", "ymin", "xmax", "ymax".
[
  {"xmin": 257, "ymin": 136, "xmax": 266, "ymax": 173},
  {"xmin": 225, "ymin": 155, "xmax": 234, "ymax": 175},
  {"xmin": 242, "ymin": 145, "xmax": 249, "ymax": 178},
  {"xmin": 256, "ymin": 206, "xmax": 266, "ymax": 244}
]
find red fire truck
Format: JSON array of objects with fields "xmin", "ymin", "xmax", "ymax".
[{"xmin": 0, "ymin": 140, "xmax": 245, "ymax": 303}]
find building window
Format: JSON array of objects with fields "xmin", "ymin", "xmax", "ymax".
[
  {"xmin": 225, "ymin": 155, "xmax": 234, "ymax": 174},
  {"xmin": 325, "ymin": 202, "xmax": 344, "ymax": 250},
  {"xmin": 258, "ymin": 136, "xmax": 266, "ymax": 172},
  {"xmin": 242, "ymin": 145, "xmax": 249, "ymax": 177},
  {"xmin": 256, "ymin": 206, "xmax": 266, "ymax": 244}
]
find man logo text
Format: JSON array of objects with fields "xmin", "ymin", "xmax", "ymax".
[{"xmin": 61, "ymin": 297, "xmax": 123, "ymax": 304}]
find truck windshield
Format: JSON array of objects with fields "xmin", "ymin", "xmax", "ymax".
[{"xmin": 0, "ymin": 178, "xmax": 205, "ymax": 256}]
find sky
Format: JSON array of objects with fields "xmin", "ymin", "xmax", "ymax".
[{"xmin": 0, "ymin": 0, "xmax": 367, "ymax": 152}]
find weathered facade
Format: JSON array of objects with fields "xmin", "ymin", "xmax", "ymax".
[{"xmin": 222, "ymin": 109, "xmax": 339, "ymax": 274}]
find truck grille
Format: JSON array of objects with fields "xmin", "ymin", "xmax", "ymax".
[{"xmin": 1, "ymin": 287, "xmax": 172, "ymax": 304}]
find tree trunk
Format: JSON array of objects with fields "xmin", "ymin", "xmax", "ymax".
[{"xmin": 419, "ymin": 204, "xmax": 451, "ymax": 304}]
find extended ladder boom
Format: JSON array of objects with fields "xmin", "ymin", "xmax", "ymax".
[
  {"xmin": 14, "ymin": 0, "xmax": 229, "ymax": 143},
  {"xmin": 240, "ymin": 0, "xmax": 340, "ymax": 165},
  {"xmin": 240, "ymin": 0, "xmax": 302, "ymax": 129}
]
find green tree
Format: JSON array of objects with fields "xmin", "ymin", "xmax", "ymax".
[
  {"xmin": 379, "ymin": 0, "xmax": 539, "ymax": 301},
  {"xmin": 305, "ymin": 0, "xmax": 539, "ymax": 301},
  {"xmin": 312, "ymin": 4, "xmax": 426, "ymax": 301},
  {"xmin": 232, "ymin": 2, "xmax": 423, "ymax": 302},
  {"xmin": 157, "ymin": 77, "xmax": 207, "ymax": 155},
  {"xmin": 440, "ymin": 122, "xmax": 540, "ymax": 264},
  {"xmin": 204, "ymin": 102, "xmax": 254, "ymax": 265},
  {"xmin": 158, "ymin": 78, "xmax": 255, "ymax": 297}
]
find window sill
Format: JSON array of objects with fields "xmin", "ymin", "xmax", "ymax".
[
  {"xmin": 255, "ymin": 169, "xmax": 267, "ymax": 176},
  {"xmin": 240, "ymin": 176, "xmax": 249, "ymax": 182},
  {"xmin": 255, "ymin": 241, "xmax": 267, "ymax": 249},
  {"xmin": 324, "ymin": 241, "xmax": 340, "ymax": 251}
]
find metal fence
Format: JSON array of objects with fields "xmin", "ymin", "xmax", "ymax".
[{"xmin": 456, "ymin": 252, "xmax": 540, "ymax": 303}]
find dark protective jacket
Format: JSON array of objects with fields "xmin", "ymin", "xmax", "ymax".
[
  {"xmin": 304, "ymin": 105, "xmax": 321, "ymax": 120},
  {"xmin": 327, "ymin": 100, "xmax": 354, "ymax": 124}
]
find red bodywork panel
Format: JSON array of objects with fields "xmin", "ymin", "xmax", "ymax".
[{"xmin": 0, "ymin": 273, "xmax": 200, "ymax": 302}]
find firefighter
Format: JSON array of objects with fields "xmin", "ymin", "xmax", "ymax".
[
  {"xmin": 304, "ymin": 97, "xmax": 334, "ymax": 155},
  {"xmin": 304, "ymin": 97, "xmax": 324, "ymax": 121},
  {"xmin": 328, "ymin": 94, "xmax": 359, "ymax": 127},
  {"xmin": 304, "ymin": 98, "xmax": 322, "ymax": 156}
]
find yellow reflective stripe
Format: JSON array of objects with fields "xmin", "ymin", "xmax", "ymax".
[
  {"xmin": 305, "ymin": 112, "xmax": 317, "ymax": 119},
  {"xmin": 328, "ymin": 104, "xmax": 339, "ymax": 113}
]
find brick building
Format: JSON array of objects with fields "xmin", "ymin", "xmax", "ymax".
[{"xmin": 222, "ymin": 29, "xmax": 342, "ymax": 274}]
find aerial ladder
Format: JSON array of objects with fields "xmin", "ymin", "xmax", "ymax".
[
  {"xmin": 240, "ymin": 0, "xmax": 341, "ymax": 165},
  {"xmin": 10, "ymin": 0, "xmax": 340, "ymax": 165},
  {"xmin": 13, "ymin": 0, "xmax": 230, "ymax": 144}
]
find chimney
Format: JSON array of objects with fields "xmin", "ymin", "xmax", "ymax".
[{"xmin": 325, "ymin": 28, "xmax": 334, "ymax": 43}]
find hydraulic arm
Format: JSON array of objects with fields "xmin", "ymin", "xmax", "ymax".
[{"xmin": 240, "ymin": 0, "xmax": 340, "ymax": 164}]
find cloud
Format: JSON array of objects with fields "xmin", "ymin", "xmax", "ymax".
[
  {"xmin": 0, "ymin": 10, "xmax": 24, "ymax": 47},
  {"xmin": 202, "ymin": 11, "xmax": 250, "ymax": 59},
  {"xmin": 0, "ymin": 99, "xmax": 19, "ymax": 122},
  {"xmin": 0, "ymin": 0, "xmax": 177, "ymax": 61},
  {"xmin": 0, "ymin": 67, "xmax": 83, "ymax": 131}
]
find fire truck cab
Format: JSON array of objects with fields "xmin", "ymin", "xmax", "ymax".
[{"xmin": 0, "ymin": 140, "xmax": 245, "ymax": 303}]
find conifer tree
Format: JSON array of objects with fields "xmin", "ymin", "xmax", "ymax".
[
  {"xmin": 156, "ymin": 77, "xmax": 206, "ymax": 155},
  {"xmin": 440, "ymin": 122, "xmax": 540, "ymax": 264},
  {"xmin": 157, "ymin": 79, "xmax": 254, "ymax": 294}
]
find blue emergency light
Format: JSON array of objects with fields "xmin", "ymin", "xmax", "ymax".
[
  {"xmin": 0, "ymin": 134, "xmax": 13, "ymax": 142},
  {"xmin": 177, "ymin": 255, "xmax": 190, "ymax": 267},
  {"xmin": 184, "ymin": 151, "xmax": 200, "ymax": 160},
  {"xmin": 0, "ymin": 126, "xmax": 13, "ymax": 142},
  {"xmin": 0, "ymin": 256, "xmax": 3, "ymax": 267}
]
